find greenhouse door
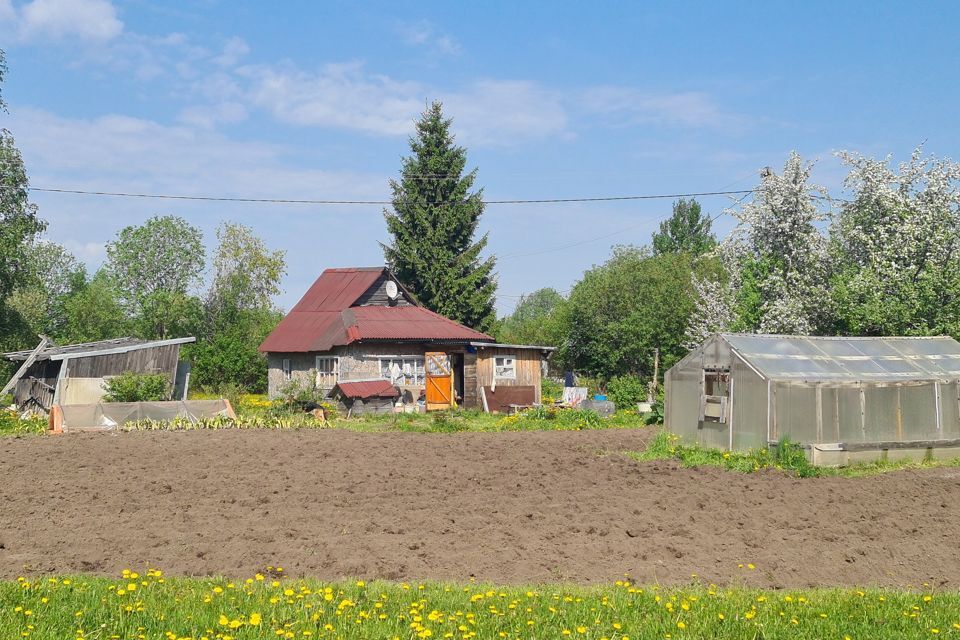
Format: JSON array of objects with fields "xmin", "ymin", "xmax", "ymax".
[{"xmin": 699, "ymin": 367, "xmax": 730, "ymax": 449}]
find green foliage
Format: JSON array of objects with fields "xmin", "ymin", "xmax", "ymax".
[
  {"xmin": 105, "ymin": 215, "xmax": 205, "ymax": 311},
  {"xmin": 540, "ymin": 377, "xmax": 563, "ymax": 403},
  {"xmin": 651, "ymin": 198, "xmax": 716, "ymax": 256},
  {"xmin": 0, "ymin": 408, "xmax": 46, "ymax": 436},
  {"xmin": 189, "ymin": 223, "xmax": 286, "ymax": 394},
  {"xmin": 187, "ymin": 310, "xmax": 280, "ymax": 393},
  {"xmin": 381, "ymin": 101, "xmax": 497, "ymax": 332},
  {"xmin": 562, "ymin": 246, "xmax": 722, "ymax": 381},
  {"xmin": 121, "ymin": 413, "xmax": 326, "ymax": 431},
  {"xmin": 632, "ymin": 431, "xmax": 818, "ymax": 476},
  {"xmin": 0, "ymin": 128, "xmax": 46, "ymax": 308},
  {"xmin": 58, "ymin": 270, "xmax": 134, "ymax": 344},
  {"xmin": 496, "ymin": 288, "xmax": 567, "ymax": 350},
  {"xmin": 629, "ymin": 432, "xmax": 959, "ymax": 478},
  {"xmin": 6, "ymin": 241, "xmax": 86, "ymax": 339},
  {"xmin": 606, "ymin": 375, "xmax": 647, "ymax": 409},
  {"xmin": 643, "ymin": 396, "xmax": 664, "ymax": 425},
  {"xmin": 4, "ymin": 575, "xmax": 960, "ymax": 640},
  {"xmin": 102, "ymin": 372, "xmax": 171, "ymax": 403}
]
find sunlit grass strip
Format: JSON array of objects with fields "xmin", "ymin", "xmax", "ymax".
[
  {"xmin": 627, "ymin": 430, "xmax": 960, "ymax": 478},
  {"xmin": 2, "ymin": 572, "xmax": 960, "ymax": 639}
]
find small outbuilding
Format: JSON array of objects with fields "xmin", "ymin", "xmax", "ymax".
[
  {"xmin": 3, "ymin": 336, "xmax": 195, "ymax": 413},
  {"xmin": 259, "ymin": 267, "xmax": 554, "ymax": 413},
  {"xmin": 665, "ymin": 334, "xmax": 960, "ymax": 464}
]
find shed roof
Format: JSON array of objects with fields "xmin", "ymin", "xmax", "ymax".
[
  {"xmin": 3, "ymin": 336, "xmax": 196, "ymax": 362},
  {"xmin": 333, "ymin": 379, "xmax": 400, "ymax": 399},
  {"xmin": 720, "ymin": 333, "xmax": 960, "ymax": 382},
  {"xmin": 260, "ymin": 267, "xmax": 493, "ymax": 352}
]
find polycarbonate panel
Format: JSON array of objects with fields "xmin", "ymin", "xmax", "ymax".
[
  {"xmin": 820, "ymin": 387, "xmax": 841, "ymax": 442},
  {"xmin": 731, "ymin": 358, "xmax": 768, "ymax": 450},
  {"xmin": 889, "ymin": 338, "xmax": 960, "ymax": 357},
  {"xmin": 899, "ymin": 383, "xmax": 939, "ymax": 440},
  {"xmin": 722, "ymin": 334, "xmax": 960, "ymax": 382},
  {"xmin": 940, "ymin": 382, "xmax": 960, "ymax": 438},
  {"xmin": 773, "ymin": 382, "xmax": 817, "ymax": 444},
  {"xmin": 863, "ymin": 386, "xmax": 900, "ymax": 441},
  {"xmin": 665, "ymin": 366, "xmax": 701, "ymax": 444},
  {"xmin": 837, "ymin": 387, "xmax": 865, "ymax": 443}
]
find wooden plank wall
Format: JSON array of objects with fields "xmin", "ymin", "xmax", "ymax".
[
  {"xmin": 353, "ymin": 272, "xmax": 413, "ymax": 307},
  {"xmin": 462, "ymin": 352, "xmax": 479, "ymax": 408},
  {"xmin": 473, "ymin": 347, "xmax": 542, "ymax": 406},
  {"xmin": 68, "ymin": 344, "xmax": 182, "ymax": 379}
]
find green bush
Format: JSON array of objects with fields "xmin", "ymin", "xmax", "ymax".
[
  {"xmin": 0, "ymin": 408, "xmax": 47, "ymax": 435},
  {"xmin": 607, "ymin": 375, "xmax": 647, "ymax": 409},
  {"xmin": 102, "ymin": 372, "xmax": 170, "ymax": 403},
  {"xmin": 540, "ymin": 377, "xmax": 563, "ymax": 403},
  {"xmin": 633, "ymin": 431, "xmax": 819, "ymax": 477}
]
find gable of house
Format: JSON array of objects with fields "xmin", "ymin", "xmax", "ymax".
[{"xmin": 259, "ymin": 267, "xmax": 492, "ymax": 353}]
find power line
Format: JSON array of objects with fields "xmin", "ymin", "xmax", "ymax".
[{"xmin": 19, "ymin": 185, "xmax": 757, "ymax": 206}]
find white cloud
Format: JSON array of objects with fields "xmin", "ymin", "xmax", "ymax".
[
  {"xmin": 580, "ymin": 87, "xmax": 744, "ymax": 130},
  {"xmin": 8, "ymin": 107, "xmax": 393, "ymax": 303},
  {"xmin": 240, "ymin": 61, "xmax": 425, "ymax": 136},
  {"xmin": 0, "ymin": 0, "xmax": 15, "ymax": 23},
  {"xmin": 13, "ymin": 0, "xmax": 123, "ymax": 42},
  {"xmin": 238, "ymin": 62, "xmax": 570, "ymax": 146},
  {"xmin": 214, "ymin": 36, "xmax": 250, "ymax": 68},
  {"xmin": 396, "ymin": 20, "xmax": 461, "ymax": 56},
  {"xmin": 442, "ymin": 80, "xmax": 569, "ymax": 146}
]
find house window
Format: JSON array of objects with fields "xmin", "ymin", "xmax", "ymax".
[
  {"xmin": 494, "ymin": 355, "xmax": 517, "ymax": 380},
  {"xmin": 379, "ymin": 356, "xmax": 425, "ymax": 385},
  {"xmin": 282, "ymin": 358, "xmax": 291, "ymax": 381},
  {"xmin": 315, "ymin": 356, "xmax": 340, "ymax": 388}
]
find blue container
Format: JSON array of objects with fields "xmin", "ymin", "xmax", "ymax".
[{"xmin": 594, "ymin": 394, "xmax": 607, "ymax": 401}]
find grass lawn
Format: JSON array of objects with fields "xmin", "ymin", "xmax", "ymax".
[
  {"xmin": 2, "ymin": 572, "xmax": 959, "ymax": 640},
  {"xmin": 627, "ymin": 431, "xmax": 960, "ymax": 478}
]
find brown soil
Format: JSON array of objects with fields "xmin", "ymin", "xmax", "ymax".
[{"xmin": 1, "ymin": 428, "xmax": 958, "ymax": 588}]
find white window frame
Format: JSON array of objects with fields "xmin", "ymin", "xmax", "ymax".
[
  {"xmin": 379, "ymin": 355, "xmax": 425, "ymax": 386},
  {"xmin": 494, "ymin": 354, "xmax": 517, "ymax": 380},
  {"xmin": 282, "ymin": 358, "xmax": 291, "ymax": 381},
  {"xmin": 315, "ymin": 356, "xmax": 340, "ymax": 388}
]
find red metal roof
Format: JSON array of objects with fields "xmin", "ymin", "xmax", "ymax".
[
  {"xmin": 334, "ymin": 379, "xmax": 400, "ymax": 399},
  {"xmin": 259, "ymin": 267, "xmax": 493, "ymax": 353}
]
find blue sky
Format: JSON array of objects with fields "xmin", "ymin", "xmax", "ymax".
[{"xmin": 2, "ymin": 1, "xmax": 959, "ymax": 313}]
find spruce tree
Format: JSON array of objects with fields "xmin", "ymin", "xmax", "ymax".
[{"xmin": 382, "ymin": 101, "xmax": 497, "ymax": 331}]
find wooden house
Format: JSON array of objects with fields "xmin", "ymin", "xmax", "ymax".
[
  {"xmin": 2, "ymin": 336, "xmax": 195, "ymax": 413},
  {"xmin": 259, "ymin": 267, "xmax": 553, "ymax": 413}
]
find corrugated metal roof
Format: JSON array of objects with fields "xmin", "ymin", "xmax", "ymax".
[
  {"xmin": 3, "ymin": 336, "xmax": 196, "ymax": 362},
  {"xmin": 334, "ymin": 379, "xmax": 401, "ymax": 399},
  {"xmin": 259, "ymin": 267, "xmax": 494, "ymax": 353},
  {"xmin": 291, "ymin": 268, "xmax": 383, "ymax": 312},
  {"xmin": 347, "ymin": 306, "xmax": 491, "ymax": 342},
  {"xmin": 722, "ymin": 333, "xmax": 960, "ymax": 381}
]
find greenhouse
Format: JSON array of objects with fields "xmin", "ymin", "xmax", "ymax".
[{"xmin": 664, "ymin": 334, "xmax": 960, "ymax": 465}]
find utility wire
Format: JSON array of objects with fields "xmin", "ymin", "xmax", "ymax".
[{"xmin": 19, "ymin": 185, "xmax": 757, "ymax": 206}]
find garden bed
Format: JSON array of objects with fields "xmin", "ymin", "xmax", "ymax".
[{"xmin": 1, "ymin": 428, "xmax": 959, "ymax": 588}]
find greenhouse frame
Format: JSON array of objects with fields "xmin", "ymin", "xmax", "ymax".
[{"xmin": 665, "ymin": 334, "xmax": 960, "ymax": 465}]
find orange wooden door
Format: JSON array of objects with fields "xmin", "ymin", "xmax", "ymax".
[{"xmin": 425, "ymin": 352, "xmax": 453, "ymax": 410}]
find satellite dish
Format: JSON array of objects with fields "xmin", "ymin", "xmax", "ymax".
[{"xmin": 385, "ymin": 280, "xmax": 399, "ymax": 300}]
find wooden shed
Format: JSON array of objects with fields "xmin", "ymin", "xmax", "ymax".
[{"xmin": 2, "ymin": 336, "xmax": 195, "ymax": 413}]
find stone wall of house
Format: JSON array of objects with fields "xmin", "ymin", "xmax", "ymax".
[{"xmin": 266, "ymin": 344, "xmax": 432, "ymax": 399}]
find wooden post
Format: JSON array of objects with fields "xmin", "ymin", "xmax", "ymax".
[
  {"xmin": 1, "ymin": 335, "xmax": 51, "ymax": 397},
  {"xmin": 648, "ymin": 348, "xmax": 660, "ymax": 403}
]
